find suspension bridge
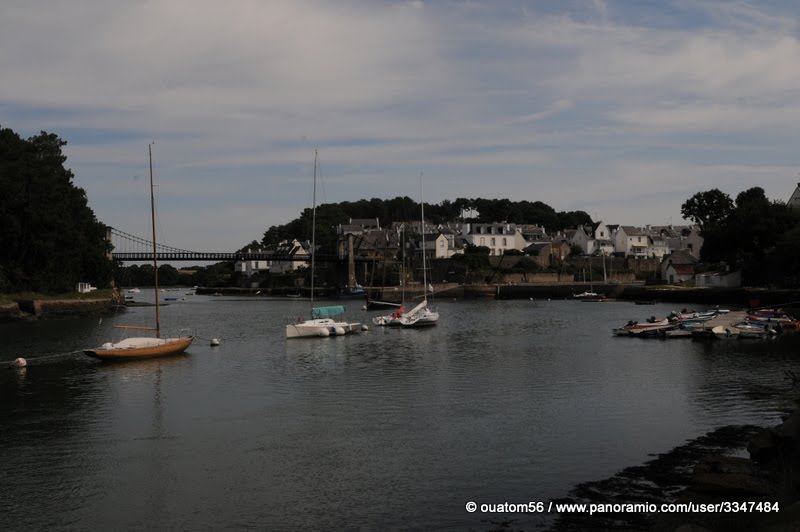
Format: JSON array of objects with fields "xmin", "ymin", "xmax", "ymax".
[{"xmin": 108, "ymin": 227, "xmax": 362, "ymax": 264}]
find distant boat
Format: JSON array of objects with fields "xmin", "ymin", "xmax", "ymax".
[
  {"xmin": 612, "ymin": 318, "xmax": 672, "ymax": 336},
  {"xmin": 127, "ymin": 287, "xmax": 141, "ymax": 294},
  {"xmin": 286, "ymin": 150, "xmax": 362, "ymax": 339},
  {"xmin": 84, "ymin": 145, "xmax": 194, "ymax": 360},
  {"xmin": 399, "ymin": 173, "xmax": 438, "ymax": 328}
]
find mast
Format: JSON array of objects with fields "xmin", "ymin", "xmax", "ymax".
[
  {"xmin": 310, "ymin": 149, "xmax": 317, "ymax": 306},
  {"xmin": 420, "ymin": 172, "xmax": 427, "ymax": 303},
  {"xmin": 149, "ymin": 143, "xmax": 161, "ymax": 338}
]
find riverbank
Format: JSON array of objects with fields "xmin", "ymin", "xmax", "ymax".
[{"xmin": 0, "ymin": 289, "xmax": 120, "ymax": 322}]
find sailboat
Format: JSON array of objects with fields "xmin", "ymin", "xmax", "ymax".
[
  {"xmin": 85, "ymin": 145, "xmax": 194, "ymax": 360},
  {"xmin": 399, "ymin": 173, "xmax": 439, "ymax": 328},
  {"xmin": 372, "ymin": 224, "xmax": 406, "ymax": 326},
  {"xmin": 286, "ymin": 150, "xmax": 362, "ymax": 339}
]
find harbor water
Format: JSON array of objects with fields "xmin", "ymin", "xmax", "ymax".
[{"xmin": 2, "ymin": 295, "xmax": 799, "ymax": 530}]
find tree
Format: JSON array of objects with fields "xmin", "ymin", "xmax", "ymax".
[
  {"xmin": 0, "ymin": 126, "xmax": 112, "ymax": 292},
  {"xmin": 680, "ymin": 189, "xmax": 734, "ymax": 234}
]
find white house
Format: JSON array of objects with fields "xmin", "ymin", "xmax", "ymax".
[
  {"xmin": 593, "ymin": 221, "xmax": 616, "ymax": 256},
  {"xmin": 269, "ymin": 239, "xmax": 309, "ymax": 274},
  {"xmin": 415, "ymin": 232, "xmax": 452, "ymax": 260},
  {"xmin": 570, "ymin": 225, "xmax": 595, "ymax": 255},
  {"xmin": 234, "ymin": 256, "xmax": 272, "ymax": 277},
  {"xmin": 696, "ymin": 270, "xmax": 741, "ymax": 288},
  {"xmin": 615, "ymin": 226, "xmax": 650, "ymax": 257},
  {"xmin": 461, "ymin": 223, "xmax": 526, "ymax": 256}
]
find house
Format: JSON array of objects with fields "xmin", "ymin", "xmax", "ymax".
[
  {"xmin": 788, "ymin": 182, "xmax": 800, "ymax": 208},
  {"xmin": 549, "ymin": 241, "xmax": 571, "ymax": 260},
  {"xmin": 337, "ymin": 218, "xmax": 381, "ymax": 235},
  {"xmin": 648, "ymin": 235, "xmax": 669, "ymax": 259},
  {"xmin": 269, "ymin": 239, "xmax": 309, "ymax": 274},
  {"xmin": 570, "ymin": 225, "xmax": 594, "ymax": 255},
  {"xmin": 660, "ymin": 250, "xmax": 697, "ymax": 284},
  {"xmin": 615, "ymin": 226, "xmax": 650, "ymax": 257},
  {"xmin": 696, "ymin": 270, "xmax": 741, "ymax": 288},
  {"xmin": 522, "ymin": 242, "xmax": 552, "ymax": 268},
  {"xmin": 234, "ymin": 254, "xmax": 272, "ymax": 277},
  {"xmin": 593, "ymin": 221, "xmax": 616, "ymax": 256},
  {"xmin": 461, "ymin": 222, "xmax": 526, "ymax": 256},
  {"xmin": 517, "ymin": 224, "xmax": 548, "ymax": 242},
  {"xmin": 412, "ymin": 232, "xmax": 450, "ymax": 261}
]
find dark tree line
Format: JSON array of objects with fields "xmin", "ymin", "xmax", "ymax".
[
  {"xmin": 681, "ymin": 187, "xmax": 800, "ymax": 286},
  {"xmin": 0, "ymin": 126, "xmax": 112, "ymax": 293},
  {"xmin": 257, "ymin": 197, "xmax": 591, "ymax": 252}
]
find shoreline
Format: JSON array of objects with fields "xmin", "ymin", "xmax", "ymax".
[
  {"xmin": 548, "ymin": 397, "xmax": 800, "ymax": 531},
  {"xmin": 0, "ymin": 296, "xmax": 119, "ymax": 322},
  {"xmin": 3, "ymin": 284, "xmax": 799, "ymax": 322}
]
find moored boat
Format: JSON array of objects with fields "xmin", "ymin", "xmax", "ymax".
[{"xmin": 84, "ymin": 145, "xmax": 194, "ymax": 361}]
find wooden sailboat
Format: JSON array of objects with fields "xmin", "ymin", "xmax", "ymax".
[
  {"xmin": 85, "ymin": 145, "xmax": 194, "ymax": 360},
  {"xmin": 286, "ymin": 150, "xmax": 362, "ymax": 339},
  {"xmin": 399, "ymin": 173, "xmax": 439, "ymax": 328}
]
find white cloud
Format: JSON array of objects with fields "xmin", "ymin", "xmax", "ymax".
[{"xmin": 3, "ymin": 0, "xmax": 800, "ymax": 254}]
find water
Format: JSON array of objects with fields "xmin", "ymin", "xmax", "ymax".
[{"xmin": 2, "ymin": 296, "xmax": 799, "ymax": 530}]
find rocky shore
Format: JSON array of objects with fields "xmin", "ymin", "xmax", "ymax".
[{"xmin": 548, "ymin": 404, "xmax": 800, "ymax": 531}]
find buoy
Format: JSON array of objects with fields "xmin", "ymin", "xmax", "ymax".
[
  {"xmin": 361, "ymin": 324, "xmax": 369, "ymax": 331},
  {"xmin": 318, "ymin": 328, "xmax": 330, "ymax": 337},
  {"xmin": 210, "ymin": 338, "xmax": 221, "ymax": 346},
  {"xmin": 334, "ymin": 326, "xmax": 346, "ymax": 336},
  {"xmin": 361, "ymin": 305, "xmax": 367, "ymax": 311},
  {"xmin": 14, "ymin": 357, "xmax": 27, "ymax": 367}
]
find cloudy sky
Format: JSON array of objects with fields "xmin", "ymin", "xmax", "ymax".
[{"xmin": 3, "ymin": 0, "xmax": 800, "ymax": 253}]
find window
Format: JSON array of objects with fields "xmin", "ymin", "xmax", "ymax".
[
  {"xmin": 502, "ymin": 237, "xmax": 507, "ymax": 246},
  {"xmin": 480, "ymin": 237, "xmax": 485, "ymax": 245},
  {"xmin": 439, "ymin": 240, "xmax": 444, "ymax": 248},
  {"xmin": 491, "ymin": 238, "xmax": 496, "ymax": 246}
]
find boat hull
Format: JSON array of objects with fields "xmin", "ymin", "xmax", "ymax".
[
  {"xmin": 286, "ymin": 318, "xmax": 362, "ymax": 338},
  {"xmin": 84, "ymin": 336, "xmax": 194, "ymax": 360}
]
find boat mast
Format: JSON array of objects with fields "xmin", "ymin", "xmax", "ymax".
[
  {"xmin": 420, "ymin": 172, "xmax": 427, "ymax": 303},
  {"xmin": 310, "ymin": 149, "xmax": 317, "ymax": 306},
  {"xmin": 149, "ymin": 143, "xmax": 161, "ymax": 338}
]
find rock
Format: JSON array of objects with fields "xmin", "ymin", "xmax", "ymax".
[
  {"xmin": 691, "ymin": 456, "xmax": 775, "ymax": 497},
  {"xmin": 749, "ymin": 428, "xmax": 780, "ymax": 463},
  {"xmin": 673, "ymin": 524, "xmax": 712, "ymax": 532},
  {"xmin": 760, "ymin": 501, "xmax": 800, "ymax": 532},
  {"xmin": 776, "ymin": 411, "xmax": 800, "ymax": 443}
]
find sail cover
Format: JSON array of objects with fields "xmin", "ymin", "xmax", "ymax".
[{"xmin": 311, "ymin": 306, "xmax": 346, "ymax": 319}]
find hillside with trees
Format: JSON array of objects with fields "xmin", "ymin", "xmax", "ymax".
[
  {"xmin": 258, "ymin": 197, "xmax": 591, "ymax": 252},
  {"xmin": 0, "ymin": 125, "xmax": 112, "ymax": 293}
]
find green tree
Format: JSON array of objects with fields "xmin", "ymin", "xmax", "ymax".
[
  {"xmin": 680, "ymin": 189, "xmax": 734, "ymax": 234},
  {"xmin": 0, "ymin": 126, "xmax": 112, "ymax": 292}
]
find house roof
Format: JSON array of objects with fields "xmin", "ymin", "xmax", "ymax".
[
  {"xmin": 523, "ymin": 242, "xmax": 551, "ymax": 256},
  {"xmin": 670, "ymin": 264, "xmax": 695, "ymax": 275},
  {"xmin": 663, "ymin": 249, "xmax": 698, "ymax": 265},
  {"xmin": 620, "ymin": 225, "xmax": 646, "ymax": 237}
]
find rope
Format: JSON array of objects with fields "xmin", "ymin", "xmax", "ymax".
[{"xmin": 3, "ymin": 350, "xmax": 86, "ymax": 367}]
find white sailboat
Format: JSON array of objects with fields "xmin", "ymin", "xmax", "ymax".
[
  {"xmin": 399, "ymin": 173, "xmax": 439, "ymax": 328},
  {"xmin": 286, "ymin": 150, "xmax": 362, "ymax": 339}
]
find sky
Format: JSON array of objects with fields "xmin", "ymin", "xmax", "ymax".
[{"xmin": 2, "ymin": 0, "xmax": 800, "ymax": 254}]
